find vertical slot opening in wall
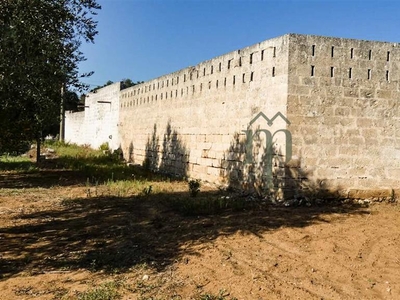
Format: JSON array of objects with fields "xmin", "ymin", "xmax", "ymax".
[
  {"xmin": 239, "ymin": 57, "xmax": 242, "ymax": 67},
  {"xmin": 203, "ymin": 67, "xmax": 206, "ymax": 76},
  {"xmin": 330, "ymin": 67, "xmax": 334, "ymax": 77},
  {"xmin": 312, "ymin": 45, "xmax": 315, "ymax": 56},
  {"xmin": 186, "ymin": 87, "xmax": 188, "ymax": 94},
  {"xmin": 387, "ymin": 51, "xmax": 390, "ymax": 61},
  {"xmin": 171, "ymin": 79, "xmax": 174, "ymax": 85},
  {"xmin": 219, "ymin": 62, "xmax": 221, "ymax": 71},
  {"xmin": 228, "ymin": 59, "xmax": 231, "ymax": 69},
  {"xmin": 250, "ymin": 53, "xmax": 253, "ymax": 64},
  {"xmin": 190, "ymin": 73, "xmax": 192, "ymax": 80},
  {"xmin": 261, "ymin": 50, "xmax": 264, "ymax": 61},
  {"xmin": 242, "ymin": 73, "xmax": 245, "ymax": 83},
  {"xmin": 250, "ymin": 72, "xmax": 254, "ymax": 81},
  {"xmin": 386, "ymin": 70, "xmax": 389, "ymax": 81},
  {"xmin": 200, "ymin": 83, "xmax": 202, "ymax": 91},
  {"xmin": 170, "ymin": 91, "xmax": 173, "ymax": 98},
  {"xmin": 208, "ymin": 81, "xmax": 211, "ymax": 89},
  {"xmin": 224, "ymin": 77, "xmax": 226, "ymax": 86},
  {"xmin": 165, "ymin": 92, "xmax": 167, "ymax": 99},
  {"xmin": 211, "ymin": 65, "xmax": 213, "ymax": 74},
  {"xmin": 176, "ymin": 77, "xmax": 179, "ymax": 84},
  {"xmin": 197, "ymin": 71, "xmax": 199, "ymax": 78},
  {"xmin": 233, "ymin": 75, "xmax": 236, "ymax": 85},
  {"xmin": 368, "ymin": 69, "xmax": 371, "ymax": 79},
  {"xmin": 272, "ymin": 67, "xmax": 275, "ymax": 77},
  {"xmin": 184, "ymin": 74, "xmax": 186, "ymax": 82},
  {"xmin": 192, "ymin": 85, "xmax": 195, "ymax": 93},
  {"xmin": 216, "ymin": 80, "xmax": 219, "ymax": 88},
  {"xmin": 368, "ymin": 50, "xmax": 372, "ymax": 60},
  {"xmin": 181, "ymin": 88, "xmax": 183, "ymax": 96},
  {"xmin": 331, "ymin": 46, "xmax": 334, "ymax": 57},
  {"xmin": 167, "ymin": 80, "xmax": 169, "ymax": 87},
  {"xmin": 349, "ymin": 67, "xmax": 352, "ymax": 79},
  {"xmin": 350, "ymin": 48, "xmax": 354, "ymax": 59},
  {"xmin": 155, "ymin": 95, "xmax": 157, "ymax": 101},
  {"xmin": 273, "ymin": 47, "xmax": 276, "ymax": 57},
  {"xmin": 311, "ymin": 65, "xmax": 315, "ymax": 77}
]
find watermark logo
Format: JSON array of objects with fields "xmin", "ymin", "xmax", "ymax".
[{"xmin": 242, "ymin": 112, "xmax": 292, "ymax": 179}]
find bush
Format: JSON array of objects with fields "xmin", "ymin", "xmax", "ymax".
[{"xmin": 188, "ymin": 179, "xmax": 201, "ymax": 197}]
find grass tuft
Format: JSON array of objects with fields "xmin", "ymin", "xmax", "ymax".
[
  {"xmin": 0, "ymin": 155, "xmax": 37, "ymax": 172},
  {"xmin": 74, "ymin": 281, "xmax": 121, "ymax": 300}
]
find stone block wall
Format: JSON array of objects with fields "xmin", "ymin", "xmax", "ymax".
[
  {"xmin": 287, "ymin": 34, "xmax": 400, "ymax": 198},
  {"xmin": 65, "ymin": 33, "xmax": 400, "ymax": 199},
  {"xmin": 119, "ymin": 35, "xmax": 291, "ymax": 188}
]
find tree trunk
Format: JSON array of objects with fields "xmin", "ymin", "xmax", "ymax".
[
  {"xmin": 59, "ymin": 84, "xmax": 65, "ymax": 141},
  {"xmin": 36, "ymin": 135, "xmax": 41, "ymax": 164}
]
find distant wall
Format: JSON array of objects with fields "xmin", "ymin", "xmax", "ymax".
[
  {"xmin": 64, "ymin": 110, "xmax": 85, "ymax": 145},
  {"xmin": 65, "ymin": 82, "xmax": 121, "ymax": 150}
]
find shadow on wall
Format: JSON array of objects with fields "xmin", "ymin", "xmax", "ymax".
[
  {"xmin": 144, "ymin": 121, "xmax": 189, "ymax": 178},
  {"xmin": 224, "ymin": 130, "xmax": 341, "ymax": 202}
]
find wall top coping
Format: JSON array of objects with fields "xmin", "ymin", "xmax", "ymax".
[{"xmin": 89, "ymin": 33, "xmax": 400, "ymax": 97}]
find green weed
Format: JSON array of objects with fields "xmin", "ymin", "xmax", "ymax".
[
  {"xmin": 75, "ymin": 281, "xmax": 121, "ymax": 300},
  {"xmin": 0, "ymin": 155, "xmax": 37, "ymax": 172},
  {"xmin": 198, "ymin": 290, "xmax": 237, "ymax": 300},
  {"xmin": 188, "ymin": 179, "xmax": 201, "ymax": 197}
]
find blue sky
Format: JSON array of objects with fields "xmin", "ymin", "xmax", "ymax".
[{"xmin": 78, "ymin": 0, "xmax": 400, "ymax": 89}]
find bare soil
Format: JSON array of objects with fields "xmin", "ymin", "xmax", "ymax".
[{"xmin": 0, "ymin": 170, "xmax": 399, "ymax": 299}]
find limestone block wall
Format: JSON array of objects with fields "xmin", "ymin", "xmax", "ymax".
[
  {"xmin": 65, "ymin": 82, "xmax": 121, "ymax": 150},
  {"xmin": 287, "ymin": 34, "xmax": 400, "ymax": 198},
  {"xmin": 119, "ymin": 35, "xmax": 291, "ymax": 186},
  {"xmin": 65, "ymin": 33, "xmax": 400, "ymax": 199}
]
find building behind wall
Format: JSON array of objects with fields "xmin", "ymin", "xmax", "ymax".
[{"xmin": 65, "ymin": 33, "xmax": 400, "ymax": 200}]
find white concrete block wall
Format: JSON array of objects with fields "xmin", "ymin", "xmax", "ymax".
[{"xmin": 65, "ymin": 82, "xmax": 121, "ymax": 150}]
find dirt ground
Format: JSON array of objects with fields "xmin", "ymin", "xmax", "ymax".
[{"xmin": 0, "ymin": 170, "xmax": 399, "ymax": 299}]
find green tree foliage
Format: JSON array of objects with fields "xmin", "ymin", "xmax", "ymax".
[
  {"xmin": 0, "ymin": 0, "xmax": 100, "ymax": 156},
  {"xmin": 91, "ymin": 79, "xmax": 143, "ymax": 93},
  {"xmin": 121, "ymin": 78, "xmax": 144, "ymax": 90}
]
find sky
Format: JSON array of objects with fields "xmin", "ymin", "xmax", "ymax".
[{"xmin": 78, "ymin": 0, "xmax": 400, "ymax": 89}]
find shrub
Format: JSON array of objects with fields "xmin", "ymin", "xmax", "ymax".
[{"xmin": 188, "ymin": 179, "xmax": 201, "ymax": 197}]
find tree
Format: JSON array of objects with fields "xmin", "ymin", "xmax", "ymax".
[
  {"xmin": 0, "ymin": 0, "xmax": 101, "ymax": 160},
  {"xmin": 121, "ymin": 78, "xmax": 144, "ymax": 90}
]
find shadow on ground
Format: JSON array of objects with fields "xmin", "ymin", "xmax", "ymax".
[
  {"xmin": 0, "ymin": 157, "xmax": 165, "ymax": 189},
  {"xmin": 0, "ymin": 188, "xmax": 367, "ymax": 280}
]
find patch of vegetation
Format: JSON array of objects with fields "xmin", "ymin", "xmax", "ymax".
[
  {"xmin": 198, "ymin": 290, "xmax": 237, "ymax": 300},
  {"xmin": 188, "ymin": 179, "xmax": 201, "ymax": 197},
  {"xmin": 44, "ymin": 141, "xmax": 135, "ymax": 182},
  {"xmin": 74, "ymin": 281, "xmax": 121, "ymax": 300},
  {"xmin": 0, "ymin": 155, "xmax": 37, "ymax": 172}
]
